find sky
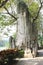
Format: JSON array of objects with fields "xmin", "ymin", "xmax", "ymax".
[
  {"xmin": 41, "ymin": 9, "xmax": 43, "ymax": 15},
  {"xmin": 0, "ymin": 25, "xmax": 16, "ymax": 40}
]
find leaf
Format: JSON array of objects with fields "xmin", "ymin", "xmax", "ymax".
[{"xmin": 29, "ymin": 2, "xmax": 39, "ymax": 18}]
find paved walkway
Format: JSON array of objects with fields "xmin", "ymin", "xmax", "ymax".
[
  {"xmin": 16, "ymin": 58, "xmax": 43, "ymax": 65},
  {"xmin": 15, "ymin": 49, "xmax": 43, "ymax": 65}
]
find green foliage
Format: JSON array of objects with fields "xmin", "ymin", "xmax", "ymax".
[
  {"xmin": 38, "ymin": 35, "xmax": 43, "ymax": 47},
  {"xmin": 5, "ymin": 0, "xmax": 16, "ymax": 8},
  {"xmin": 0, "ymin": 13, "xmax": 15, "ymax": 26},
  {"xmin": 0, "ymin": 0, "xmax": 40, "ymax": 26},
  {"xmin": 17, "ymin": 49, "xmax": 24, "ymax": 58},
  {"xmin": 34, "ymin": 15, "xmax": 41, "ymax": 30},
  {"xmin": 0, "ymin": 0, "xmax": 42, "ymax": 38},
  {"xmin": 29, "ymin": 2, "xmax": 39, "ymax": 18},
  {"xmin": 13, "ymin": 33, "xmax": 16, "ymax": 39},
  {"xmin": 11, "ymin": 0, "xmax": 15, "ymax": 2},
  {"xmin": 24, "ymin": 0, "xmax": 32, "ymax": 4},
  {"xmin": 0, "ymin": 0, "xmax": 5, "ymax": 4},
  {"xmin": 5, "ymin": 1, "xmax": 10, "ymax": 8},
  {"xmin": 38, "ymin": 35, "xmax": 43, "ymax": 41}
]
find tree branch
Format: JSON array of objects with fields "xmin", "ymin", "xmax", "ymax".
[
  {"xmin": 4, "ymin": 6, "xmax": 17, "ymax": 20},
  {"xmin": 32, "ymin": 0, "xmax": 43, "ymax": 32},
  {"xmin": 33, "ymin": 0, "xmax": 43, "ymax": 22},
  {"xmin": 0, "ymin": 0, "xmax": 8, "ymax": 8}
]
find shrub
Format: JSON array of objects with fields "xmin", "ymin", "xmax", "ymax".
[
  {"xmin": 17, "ymin": 49, "xmax": 24, "ymax": 58},
  {"xmin": 0, "ymin": 49, "xmax": 18, "ymax": 65},
  {"xmin": 0, "ymin": 49, "xmax": 24, "ymax": 65}
]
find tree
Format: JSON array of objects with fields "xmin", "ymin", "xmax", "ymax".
[{"xmin": 0, "ymin": 0, "xmax": 43, "ymax": 57}]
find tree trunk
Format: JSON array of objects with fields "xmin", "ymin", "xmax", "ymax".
[
  {"xmin": 9, "ymin": 36, "xmax": 15, "ymax": 48},
  {"xmin": 15, "ymin": 1, "xmax": 31, "ymax": 49},
  {"xmin": 32, "ymin": 22, "xmax": 38, "ymax": 43},
  {"xmin": 15, "ymin": 1, "xmax": 38, "ymax": 58},
  {"xmin": 31, "ymin": 22, "xmax": 38, "ymax": 57}
]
